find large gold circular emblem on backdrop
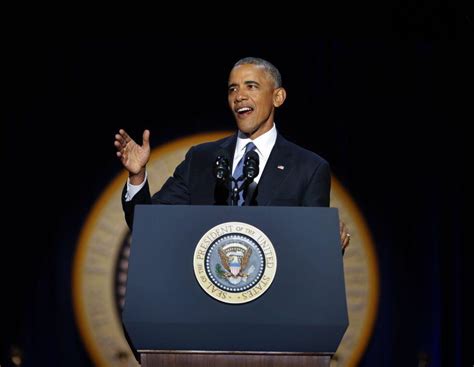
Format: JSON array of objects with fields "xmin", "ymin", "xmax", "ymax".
[{"xmin": 72, "ymin": 131, "xmax": 379, "ymax": 367}]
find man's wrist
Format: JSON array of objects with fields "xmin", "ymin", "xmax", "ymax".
[{"xmin": 129, "ymin": 169, "xmax": 146, "ymax": 185}]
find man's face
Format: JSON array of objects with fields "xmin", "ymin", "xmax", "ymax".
[{"xmin": 228, "ymin": 64, "xmax": 284, "ymax": 139}]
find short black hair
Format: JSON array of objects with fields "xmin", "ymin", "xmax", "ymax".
[{"xmin": 233, "ymin": 57, "xmax": 282, "ymax": 88}]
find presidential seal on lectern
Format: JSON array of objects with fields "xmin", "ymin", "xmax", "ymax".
[{"xmin": 193, "ymin": 221, "xmax": 277, "ymax": 304}]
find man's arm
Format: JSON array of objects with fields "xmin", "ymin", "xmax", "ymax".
[
  {"xmin": 121, "ymin": 147, "xmax": 194, "ymax": 229},
  {"xmin": 121, "ymin": 179, "xmax": 152, "ymax": 229},
  {"xmin": 151, "ymin": 149, "xmax": 192, "ymax": 205},
  {"xmin": 300, "ymin": 160, "xmax": 350, "ymax": 251},
  {"xmin": 115, "ymin": 128, "xmax": 151, "ymax": 229},
  {"xmin": 301, "ymin": 160, "xmax": 331, "ymax": 207}
]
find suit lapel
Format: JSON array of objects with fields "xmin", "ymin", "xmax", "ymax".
[
  {"xmin": 256, "ymin": 134, "xmax": 293, "ymax": 206},
  {"xmin": 219, "ymin": 134, "xmax": 237, "ymax": 162},
  {"xmin": 216, "ymin": 134, "xmax": 237, "ymax": 205}
]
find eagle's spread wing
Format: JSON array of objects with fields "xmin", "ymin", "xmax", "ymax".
[
  {"xmin": 218, "ymin": 247, "xmax": 230, "ymax": 271},
  {"xmin": 241, "ymin": 246, "xmax": 252, "ymax": 271}
]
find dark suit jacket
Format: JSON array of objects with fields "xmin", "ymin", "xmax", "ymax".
[{"xmin": 122, "ymin": 133, "xmax": 330, "ymax": 229}]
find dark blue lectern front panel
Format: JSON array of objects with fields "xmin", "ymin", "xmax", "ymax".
[{"xmin": 122, "ymin": 205, "xmax": 347, "ymax": 352}]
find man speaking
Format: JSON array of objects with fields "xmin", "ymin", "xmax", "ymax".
[{"xmin": 114, "ymin": 57, "xmax": 350, "ymax": 250}]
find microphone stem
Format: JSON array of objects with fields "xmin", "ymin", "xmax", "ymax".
[{"xmin": 230, "ymin": 177, "xmax": 247, "ymax": 206}]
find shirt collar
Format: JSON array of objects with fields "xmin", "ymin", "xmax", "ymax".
[{"xmin": 235, "ymin": 123, "xmax": 277, "ymax": 160}]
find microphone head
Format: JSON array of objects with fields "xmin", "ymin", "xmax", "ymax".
[
  {"xmin": 215, "ymin": 149, "xmax": 230, "ymax": 161},
  {"xmin": 245, "ymin": 150, "xmax": 259, "ymax": 162},
  {"xmin": 243, "ymin": 150, "xmax": 259, "ymax": 180},
  {"xmin": 214, "ymin": 149, "xmax": 230, "ymax": 181}
]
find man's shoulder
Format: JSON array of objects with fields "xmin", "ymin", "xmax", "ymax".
[
  {"xmin": 279, "ymin": 135, "xmax": 329, "ymax": 167},
  {"xmin": 189, "ymin": 134, "xmax": 235, "ymax": 153}
]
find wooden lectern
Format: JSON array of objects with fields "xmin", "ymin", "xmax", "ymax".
[{"xmin": 139, "ymin": 350, "xmax": 332, "ymax": 367}]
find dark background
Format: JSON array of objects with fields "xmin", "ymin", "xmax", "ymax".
[{"xmin": 2, "ymin": 12, "xmax": 471, "ymax": 367}]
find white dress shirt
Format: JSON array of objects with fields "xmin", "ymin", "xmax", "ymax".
[
  {"xmin": 125, "ymin": 124, "xmax": 277, "ymax": 201},
  {"xmin": 232, "ymin": 123, "xmax": 277, "ymax": 184},
  {"xmin": 124, "ymin": 171, "xmax": 148, "ymax": 201}
]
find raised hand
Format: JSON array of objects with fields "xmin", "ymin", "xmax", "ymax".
[{"xmin": 114, "ymin": 129, "xmax": 150, "ymax": 184}]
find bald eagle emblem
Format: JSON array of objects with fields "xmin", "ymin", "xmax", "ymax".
[{"xmin": 216, "ymin": 243, "xmax": 255, "ymax": 285}]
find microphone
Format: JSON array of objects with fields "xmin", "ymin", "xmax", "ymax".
[
  {"xmin": 243, "ymin": 150, "xmax": 259, "ymax": 181},
  {"xmin": 213, "ymin": 149, "xmax": 230, "ymax": 182}
]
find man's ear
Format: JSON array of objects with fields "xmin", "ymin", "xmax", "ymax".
[{"xmin": 273, "ymin": 87, "xmax": 287, "ymax": 108}]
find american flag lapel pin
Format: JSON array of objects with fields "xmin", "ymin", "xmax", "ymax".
[{"xmin": 277, "ymin": 165, "xmax": 285, "ymax": 170}]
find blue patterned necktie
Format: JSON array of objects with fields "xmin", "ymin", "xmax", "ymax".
[{"xmin": 233, "ymin": 142, "xmax": 256, "ymax": 206}]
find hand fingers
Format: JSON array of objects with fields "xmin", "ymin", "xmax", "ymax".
[
  {"xmin": 119, "ymin": 129, "xmax": 132, "ymax": 144},
  {"xmin": 339, "ymin": 220, "xmax": 351, "ymax": 250},
  {"xmin": 342, "ymin": 236, "xmax": 350, "ymax": 250},
  {"xmin": 142, "ymin": 129, "xmax": 150, "ymax": 149},
  {"xmin": 114, "ymin": 136, "xmax": 128, "ymax": 160},
  {"xmin": 114, "ymin": 139, "xmax": 124, "ymax": 149},
  {"xmin": 340, "ymin": 234, "xmax": 347, "ymax": 247},
  {"xmin": 115, "ymin": 130, "xmax": 133, "ymax": 153},
  {"xmin": 115, "ymin": 134, "xmax": 126, "ymax": 145},
  {"xmin": 341, "ymin": 232, "xmax": 351, "ymax": 251}
]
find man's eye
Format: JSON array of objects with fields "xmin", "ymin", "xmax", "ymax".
[{"xmin": 228, "ymin": 87, "xmax": 237, "ymax": 93}]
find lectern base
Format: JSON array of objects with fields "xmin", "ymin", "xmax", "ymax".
[{"xmin": 139, "ymin": 350, "xmax": 332, "ymax": 367}]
